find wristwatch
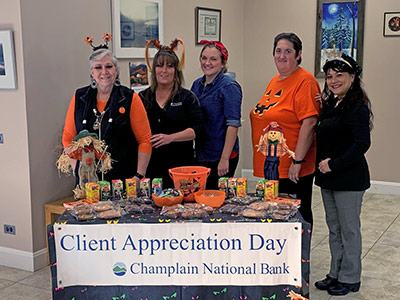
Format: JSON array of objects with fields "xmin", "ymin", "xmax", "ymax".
[
  {"xmin": 135, "ymin": 172, "xmax": 144, "ymax": 179},
  {"xmin": 292, "ymin": 159, "xmax": 306, "ymax": 165}
]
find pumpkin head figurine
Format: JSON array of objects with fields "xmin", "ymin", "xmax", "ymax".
[{"xmin": 256, "ymin": 121, "xmax": 295, "ymax": 180}]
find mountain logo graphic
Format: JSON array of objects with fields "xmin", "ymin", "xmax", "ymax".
[{"xmin": 113, "ymin": 262, "xmax": 127, "ymax": 276}]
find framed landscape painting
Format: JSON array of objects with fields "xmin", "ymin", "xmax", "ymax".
[{"xmin": 315, "ymin": 0, "xmax": 365, "ymax": 77}]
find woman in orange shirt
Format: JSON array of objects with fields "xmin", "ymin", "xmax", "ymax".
[
  {"xmin": 62, "ymin": 40, "xmax": 151, "ymax": 183},
  {"xmin": 250, "ymin": 33, "xmax": 320, "ymax": 226}
]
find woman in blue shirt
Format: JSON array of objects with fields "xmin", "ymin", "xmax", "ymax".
[{"xmin": 191, "ymin": 41, "xmax": 242, "ymax": 189}]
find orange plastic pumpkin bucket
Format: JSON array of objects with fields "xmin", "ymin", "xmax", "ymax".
[{"xmin": 169, "ymin": 166, "xmax": 211, "ymax": 202}]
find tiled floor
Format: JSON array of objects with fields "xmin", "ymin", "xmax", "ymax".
[{"xmin": 0, "ymin": 187, "xmax": 399, "ymax": 299}]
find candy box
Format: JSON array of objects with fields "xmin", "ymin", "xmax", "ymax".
[
  {"xmin": 152, "ymin": 178, "xmax": 163, "ymax": 195},
  {"xmin": 140, "ymin": 178, "xmax": 151, "ymax": 197},
  {"xmin": 125, "ymin": 178, "xmax": 137, "ymax": 198},
  {"xmin": 269, "ymin": 180, "xmax": 279, "ymax": 198},
  {"xmin": 85, "ymin": 182, "xmax": 100, "ymax": 202},
  {"xmin": 218, "ymin": 177, "xmax": 228, "ymax": 193},
  {"xmin": 264, "ymin": 181, "xmax": 275, "ymax": 201},
  {"xmin": 112, "ymin": 179, "xmax": 124, "ymax": 201},
  {"xmin": 227, "ymin": 177, "xmax": 237, "ymax": 198},
  {"xmin": 255, "ymin": 179, "xmax": 266, "ymax": 197},
  {"xmin": 98, "ymin": 180, "xmax": 111, "ymax": 201},
  {"xmin": 236, "ymin": 177, "xmax": 247, "ymax": 197}
]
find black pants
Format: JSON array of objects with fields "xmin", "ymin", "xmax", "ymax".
[
  {"xmin": 197, "ymin": 156, "xmax": 239, "ymax": 190},
  {"xmin": 279, "ymin": 173, "xmax": 315, "ymax": 227}
]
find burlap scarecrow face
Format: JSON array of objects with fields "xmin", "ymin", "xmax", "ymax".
[{"xmin": 267, "ymin": 130, "xmax": 282, "ymax": 142}]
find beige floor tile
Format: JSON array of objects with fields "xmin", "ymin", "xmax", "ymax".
[
  {"xmin": 18, "ymin": 267, "xmax": 51, "ymax": 291},
  {"xmin": 310, "ymin": 232, "xmax": 329, "ymax": 250},
  {"xmin": 0, "ymin": 278, "xmax": 14, "ymax": 289},
  {"xmin": 362, "ymin": 257, "xmax": 400, "ymax": 283},
  {"xmin": 310, "ymin": 246, "xmax": 331, "ymax": 272},
  {"xmin": 386, "ymin": 218, "xmax": 400, "ymax": 232},
  {"xmin": 0, "ymin": 266, "xmax": 32, "ymax": 282},
  {"xmin": 0, "ymin": 282, "xmax": 52, "ymax": 300},
  {"xmin": 377, "ymin": 229, "xmax": 400, "ymax": 247},
  {"xmin": 363, "ymin": 243, "xmax": 400, "ymax": 263}
]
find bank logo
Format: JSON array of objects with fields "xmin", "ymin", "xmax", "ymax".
[{"xmin": 113, "ymin": 262, "xmax": 127, "ymax": 276}]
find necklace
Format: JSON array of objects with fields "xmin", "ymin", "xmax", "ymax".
[{"xmin": 93, "ymin": 108, "xmax": 107, "ymax": 130}]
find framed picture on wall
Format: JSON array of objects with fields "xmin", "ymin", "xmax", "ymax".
[
  {"xmin": 383, "ymin": 12, "xmax": 400, "ymax": 37},
  {"xmin": 314, "ymin": 0, "xmax": 365, "ymax": 77},
  {"xmin": 0, "ymin": 30, "xmax": 17, "ymax": 89},
  {"xmin": 129, "ymin": 62, "xmax": 149, "ymax": 93},
  {"xmin": 111, "ymin": 0, "xmax": 163, "ymax": 58},
  {"xmin": 195, "ymin": 7, "xmax": 221, "ymax": 45}
]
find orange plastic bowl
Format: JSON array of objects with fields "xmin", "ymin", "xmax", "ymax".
[
  {"xmin": 152, "ymin": 193, "xmax": 184, "ymax": 207},
  {"xmin": 194, "ymin": 190, "xmax": 226, "ymax": 208}
]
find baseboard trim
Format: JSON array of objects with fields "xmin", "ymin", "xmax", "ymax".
[
  {"xmin": 0, "ymin": 246, "xmax": 48, "ymax": 272},
  {"xmin": 241, "ymin": 169, "xmax": 400, "ymax": 195}
]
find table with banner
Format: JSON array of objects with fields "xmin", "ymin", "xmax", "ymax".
[{"xmin": 48, "ymin": 205, "xmax": 311, "ymax": 300}]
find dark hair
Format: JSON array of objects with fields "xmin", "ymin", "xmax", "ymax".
[
  {"xmin": 200, "ymin": 44, "xmax": 228, "ymax": 73},
  {"xmin": 273, "ymin": 32, "xmax": 302, "ymax": 65},
  {"xmin": 149, "ymin": 50, "xmax": 184, "ymax": 96},
  {"xmin": 322, "ymin": 60, "xmax": 373, "ymax": 130}
]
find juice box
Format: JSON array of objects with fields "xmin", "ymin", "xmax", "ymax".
[
  {"xmin": 227, "ymin": 177, "xmax": 237, "ymax": 198},
  {"xmin": 112, "ymin": 179, "xmax": 124, "ymax": 201},
  {"xmin": 264, "ymin": 181, "xmax": 275, "ymax": 201},
  {"xmin": 140, "ymin": 178, "xmax": 151, "ymax": 197},
  {"xmin": 218, "ymin": 177, "xmax": 228, "ymax": 193},
  {"xmin": 255, "ymin": 179, "xmax": 265, "ymax": 197},
  {"xmin": 152, "ymin": 178, "xmax": 163, "ymax": 195},
  {"xmin": 236, "ymin": 178, "xmax": 247, "ymax": 197},
  {"xmin": 98, "ymin": 180, "xmax": 111, "ymax": 201},
  {"xmin": 125, "ymin": 178, "xmax": 137, "ymax": 198},
  {"xmin": 269, "ymin": 180, "xmax": 279, "ymax": 198},
  {"xmin": 85, "ymin": 182, "xmax": 100, "ymax": 202}
]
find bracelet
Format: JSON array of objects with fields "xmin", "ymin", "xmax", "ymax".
[
  {"xmin": 292, "ymin": 159, "xmax": 306, "ymax": 165},
  {"xmin": 135, "ymin": 172, "xmax": 144, "ymax": 179}
]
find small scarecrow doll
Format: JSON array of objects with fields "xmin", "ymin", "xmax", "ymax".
[
  {"xmin": 56, "ymin": 130, "xmax": 112, "ymax": 197},
  {"xmin": 256, "ymin": 121, "xmax": 295, "ymax": 180}
]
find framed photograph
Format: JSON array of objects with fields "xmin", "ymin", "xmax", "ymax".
[
  {"xmin": 129, "ymin": 62, "xmax": 149, "ymax": 93},
  {"xmin": 315, "ymin": 0, "xmax": 365, "ymax": 77},
  {"xmin": 383, "ymin": 12, "xmax": 400, "ymax": 37},
  {"xmin": 195, "ymin": 7, "xmax": 221, "ymax": 45},
  {"xmin": 0, "ymin": 30, "xmax": 17, "ymax": 89},
  {"xmin": 111, "ymin": 0, "xmax": 163, "ymax": 58}
]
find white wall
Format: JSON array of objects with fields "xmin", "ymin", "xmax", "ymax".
[{"xmin": 0, "ymin": 0, "xmax": 33, "ymax": 269}]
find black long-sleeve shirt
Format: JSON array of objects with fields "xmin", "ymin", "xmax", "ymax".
[
  {"xmin": 315, "ymin": 98, "xmax": 371, "ymax": 191},
  {"xmin": 139, "ymin": 87, "xmax": 204, "ymax": 187}
]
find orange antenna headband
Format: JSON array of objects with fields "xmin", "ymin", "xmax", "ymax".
[
  {"xmin": 145, "ymin": 38, "xmax": 185, "ymax": 72},
  {"xmin": 84, "ymin": 33, "xmax": 112, "ymax": 51}
]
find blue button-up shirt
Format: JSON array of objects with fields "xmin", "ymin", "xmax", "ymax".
[{"xmin": 191, "ymin": 71, "xmax": 242, "ymax": 162}]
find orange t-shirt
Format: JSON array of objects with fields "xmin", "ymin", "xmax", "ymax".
[
  {"xmin": 250, "ymin": 67, "xmax": 320, "ymax": 178},
  {"xmin": 62, "ymin": 92, "xmax": 152, "ymax": 155}
]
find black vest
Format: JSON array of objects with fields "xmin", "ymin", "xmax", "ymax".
[{"xmin": 74, "ymin": 85, "xmax": 139, "ymax": 181}]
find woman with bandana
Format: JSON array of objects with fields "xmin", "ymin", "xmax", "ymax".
[{"xmin": 191, "ymin": 40, "xmax": 242, "ymax": 190}]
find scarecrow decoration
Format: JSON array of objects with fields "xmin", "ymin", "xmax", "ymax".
[
  {"xmin": 256, "ymin": 121, "xmax": 295, "ymax": 180},
  {"xmin": 56, "ymin": 130, "xmax": 112, "ymax": 198}
]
